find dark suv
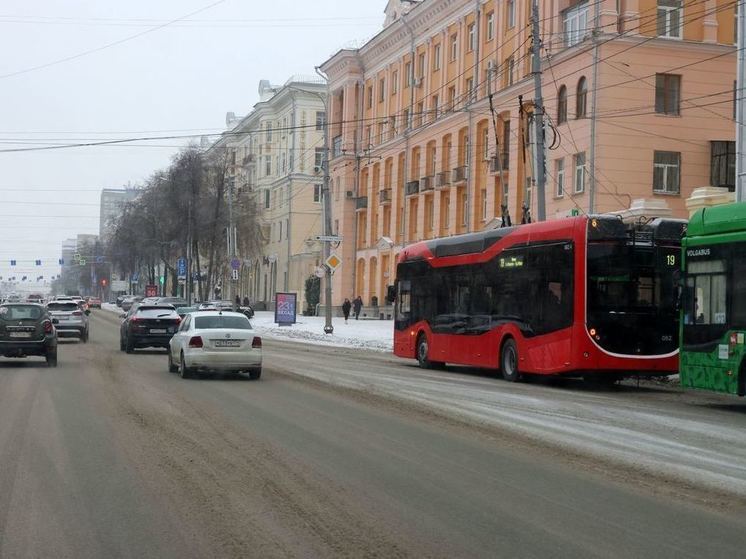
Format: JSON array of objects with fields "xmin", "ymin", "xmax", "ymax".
[
  {"xmin": 0, "ymin": 303, "xmax": 58, "ymax": 367},
  {"xmin": 120, "ymin": 305, "xmax": 181, "ymax": 353}
]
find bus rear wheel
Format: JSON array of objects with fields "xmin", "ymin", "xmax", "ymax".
[{"xmin": 501, "ymin": 339, "xmax": 521, "ymax": 382}]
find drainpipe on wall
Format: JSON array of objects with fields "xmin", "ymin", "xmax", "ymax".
[{"xmin": 588, "ymin": 0, "xmax": 601, "ymax": 213}]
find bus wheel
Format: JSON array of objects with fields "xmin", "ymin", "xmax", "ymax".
[
  {"xmin": 416, "ymin": 334, "xmax": 433, "ymax": 369},
  {"xmin": 501, "ymin": 339, "xmax": 521, "ymax": 382}
]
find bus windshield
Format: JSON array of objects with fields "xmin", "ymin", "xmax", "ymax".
[{"xmin": 586, "ymin": 241, "xmax": 679, "ymax": 355}]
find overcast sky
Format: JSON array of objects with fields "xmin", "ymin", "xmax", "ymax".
[{"xmin": 0, "ymin": 0, "xmax": 383, "ymax": 288}]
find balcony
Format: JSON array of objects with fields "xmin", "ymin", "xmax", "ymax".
[
  {"xmin": 419, "ymin": 176, "xmax": 434, "ymax": 192},
  {"xmin": 355, "ymin": 196, "xmax": 368, "ymax": 211},
  {"xmin": 452, "ymin": 166, "xmax": 468, "ymax": 184},
  {"xmin": 489, "ymin": 153, "xmax": 510, "ymax": 173},
  {"xmin": 405, "ymin": 180, "xmax": 420, "ymax": 196},
  {"xmin": 332, "ymin": 136, "xmax": 343, "ymax": 158},
  {"xmin": 379, "ymin": 189, "xmax": 392, "ymax": 204},
  {"xmin": 435, "ymin": 171, "xmax": 451, "ymax": 189}
]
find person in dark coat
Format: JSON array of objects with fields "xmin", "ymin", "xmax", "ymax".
[
  {"xmin": 352, "ymin": 296, "xmax": 363, "ymax": 320},
  {"xmin": 243, "ymin": 296, "xmax": 250, "ymax": 307},
  {"xmin": 235, "ymin": 294, "xmax": 241, "ymax": 307},
  {"xmin": 342, "ymin": 298, "xmax": 352, "ymax": 324}
]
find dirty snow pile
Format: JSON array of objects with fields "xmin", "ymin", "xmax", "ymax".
[{"xmin": 250, "ymin": 311, "xmax": 394, "ymax": 352}]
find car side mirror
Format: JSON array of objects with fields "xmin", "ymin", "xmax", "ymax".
[
  {"xmin": 120, "ymin": 313, "xmax": 126, "ymax": 319},
  {"xmin": 85, "ymin": 309, "xmax": 91, "ymax": 316}
]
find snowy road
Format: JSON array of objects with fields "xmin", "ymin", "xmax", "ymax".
[{"xmin": 261, "ymin": 336, "xmax": 746, "ymax": 501}]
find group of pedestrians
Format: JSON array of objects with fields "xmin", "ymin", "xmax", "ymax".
[{"xmin": 341, "ymin": 296, "xmax": 363, "ymax": 324}]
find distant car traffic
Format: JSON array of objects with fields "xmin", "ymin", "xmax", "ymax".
[
  {"xmin": 0, "ymin": 303, "xmax": 58, "ymax": 366},
  {"xmin": 168, "ymin": 311, "xmax": 261, "ymax": 379},
  {"xmin": 174, "ymin": 305, "xmax": 200, "ymax": 318},
  {"xmin": 198, "ymin": 300, "xmax": 254, "ymax": 318},
  {"xmin": 47, "ymin": 301, "xmax": 90, "ymax": 342},
  {"xmin": 87, "ymin": 297, "xmax": 102, "ymax": 308},
  {"xmin": 157, "ymin": 297, "xmax": 188, "ymax": 307},
  {"xmin": 120, "ymin": 304, "xmax": 180, "ymax": 353},
  {"xmin": 120, "ymin": 296, "xmax": 143, "ymax": 312}
]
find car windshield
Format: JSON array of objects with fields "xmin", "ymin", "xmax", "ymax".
[
  {"xmin": 137, "ymin": 308, "xmax": 177, "ymax": 318},
  {"xmin": 0, "ymin": 305, "xmax": 43, "ymax": 320},
  {"xmin": 47, "ymin": 302, "xmax": 79, "ymax": 312},
  {"xmin": 194, "ymin": 315, "xmax": 252, "ymax": 330}
]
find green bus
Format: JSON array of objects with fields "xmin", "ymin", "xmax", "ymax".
[{"xmin": 680, "ymin": 202, "xmax": 746, "ymax": 396}]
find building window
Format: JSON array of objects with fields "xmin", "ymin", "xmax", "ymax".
[
  {"xmin": 507, "ymin": 0, "xmax": 515, "ymax": 28},
  {"xmin": 280, "ymin": 152, "xmax": 286, "ymax": 174},
  {"xmin": 265, "ymin": 155, "xmax": 272, "ymax": 176},
  {"xmin": 466, "ymin": 77, "xmax": 474, "ymax": 97},
  {"xmin": 392, "ymin": 70, "xmax": 398, "ymax": 94},
  {"xmin": 417, "ymin": 102, "xmax": 425, "ymax": 127},
  {"xmin": 403, "ymin": 108, "xmax": 410, "ymax": 128},
  {"xmin": 379, "ymin": 78, "xmax": 386, "ymax": 103},
  {"xmin": 653, "ymin": 151, "xmax": 681, "ymax": 194},
  {"xmin": 444, "ymin": 195, "xmax": 450, "ymax": 228},
  {"xmin": 432, "ymin": 95, "xmax": 439, "ymax": 119},
  {"xmin": 405, "ymin": 62, "xmax": 412, "ymax": 87},
  {"xmin": 264, "ymin": 189, "xmax": 270, "ymax": 209},
  {"xmin": 314, "ymin": 148, "xmax": 324, "ymax": 173},
  {"xmin": 314, "ymin": 184, "xmax": 322, "ymax": 203},
  {"xmin": 481, "ymin": 188, "xmax": 488, "ymax": 220},
  {"xmin": 450, "ymin": 34, "xmax": 458, "ymax": 61},
  {"xmin": 418, "ymin": 52, "xmax": 426, "ymax": 79},
  {"xmin": 448, "ymin": 86, "xmax": 457, "ymax": 110},
  {"xmin": 655, "ymin": 73, "xmax": 681, "ymax": 115},
  {"xmin": 461, "ymin": 191, "xmax": 468, "ymax": 226},
  {"xmin": 556, "ymin": 159, "xmax": 565, "ymax": 197},
  {"xmin": 315, "ymin": 112, "xmax": 326, "ymax": 131},
  {"xmin": 563, "ymin": 2, "xmax": 589, "ymax": 46},
  {"xmin": 576, "ymin": 77, "xmax": 587, "ymax": 118},
  {"xmin": 557, "ymin": 85, "xmax": 567, "ymax": 123},
  {"xmin": 482, "ymin": 127, "xmax": 490, "ymax": 160},
  {"xmin": 433, "ymin": 44, "xmax": 441, "ymax": 71},
  {"xmin": 574, "ymin": 152, "xmax": 586, "ymax": 193},
  {"xmin": 266, "ymin": 122, "xmax": 273, "ymax": 142},
  {"xmin": 657, "ymin": 0, "xmax": 683, "ymax": 39},
  {"xmin": 711, "ymin": 141, "xmax": 736, "ymax": 191},
  {"xmin": 486, "ymin": 12, "xmax": 495, "ymax": 41},
  {"xmin": 467, "ymin": 23, "xmax": 476, "ymax": 52},
  {"xmin": 367, "ymin": 85, "xmax": 373, "ymax": 108},
  {"xmin": 507, "ymin": 57, "xmax": 515, "ymax": 86}
]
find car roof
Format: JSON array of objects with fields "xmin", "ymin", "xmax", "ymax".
[
  {"xmin": 136, "ymin": 304, "xmax": 176, "ymax": 310},
  {"xmin": 190, "ymin": 310, "xmax": 249, "ymax": 318},
  {"xmin": 1, "ymin": 302, "xmax": 44, "ymax": 307}
]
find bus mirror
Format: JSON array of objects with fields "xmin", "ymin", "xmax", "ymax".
[{"xmin": 387, "ymin": 284, "xmax": 397, "ymax": 304}]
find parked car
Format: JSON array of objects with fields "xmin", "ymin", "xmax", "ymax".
[
  {"xmin": 120, "ymin": 296, "xmax": 143, "ymax": 312},
  {"xmin": 168, "ymin": 311, "xmax": 261, "ymax": 379},
  {"xmin": 157, "ymin": 297, "xmax": 188, "ymax": 307},
  {"xmin": 87, "ymin": 297, "xmax": 102, "ymax": 309},
  {"xmin": 0, "ymin": 303, "xmax": 58, "ymax": 366},
  {"xmin": 199, "ymin": 300, "xmax": 254, "ymax": 319},
  {"xmin": 116, "ymin": 295, "xmax": 127, "ymax": 307},
  {"xmin": 120, "ymin": 305, "xmax": 180, "ymax": 353},
  {"xmin": 46, "ymin": 300, "xmax": 90, "ymax": 342}
]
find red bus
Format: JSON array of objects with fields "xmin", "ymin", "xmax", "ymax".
[{"xmin": 393, "ymin": 215, "xmax": 685, "ymax": 381}]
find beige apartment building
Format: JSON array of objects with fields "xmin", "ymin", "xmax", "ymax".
[
  {"xmin": 210, "ymin": 77, "xmax": 327, "ymax": 310},
  {"xmin": 320, "ymin": 0, "xmax": 738, "ymax": 307}
]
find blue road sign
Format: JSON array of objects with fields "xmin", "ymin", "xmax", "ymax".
[
  {"xmin": 95, "ymin": 256, "xmax": 104, "ymax": 264},
  {"xmin": 231, "ymin": 257, "xmax": 241, "ymax": 271},
  {"xmin": 59, "ymin": 258, "xmax": 64, "ymax": 265},
  {"xmin": 10, "ymin": 260, "xmax": 16, "ymax": 266},
  {"xmin": 131, "ymin": 272, "xmax": 140, "ymax": 283},
  {"xmin": 177, "ymin": 257, "xmax": 187, "ymax": 278}
]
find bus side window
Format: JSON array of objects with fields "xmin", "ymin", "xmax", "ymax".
[{"xmin": 396, "ymin": 280, "xmax": 411, "ymax": 322}]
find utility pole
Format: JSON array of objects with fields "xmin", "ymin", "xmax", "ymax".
[
  {"xmin": 737, "ymin": 0, "xmax": 746, "ymax": 202},
  {"xmin": 227, "ymin": 175, "xmax": 238, "ymax": 309},
  {"xmin": 315, "ymin": 68, "xmax": 334, "ymax": 335},
  {"xmin": 531, "ymin": 0, "xmax": 547, "ymax": 221}
]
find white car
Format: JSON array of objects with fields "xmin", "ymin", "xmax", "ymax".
[{"xmin": 167, "ymin": 311, "xmax": 262, "ymax": 379}]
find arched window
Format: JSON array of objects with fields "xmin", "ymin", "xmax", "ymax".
[
  {"xmin": 557, "ymin": 85, "xmax": 567, "ymax": 124},
  {"xmin": 576, "ymin": 77, "xmax": 587, "ymax": 118}
]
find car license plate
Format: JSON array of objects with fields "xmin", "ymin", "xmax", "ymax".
[
  {"xmin": 9, "ymin": 332, "xmax": 31, "ymax": 338},
  {"xmin": 150, "ymin": 329, "xmax": 167, "ymax": 334},
  {"xmin": 214, "ymin": 340, "xmax": 240, "ymax": 348}
]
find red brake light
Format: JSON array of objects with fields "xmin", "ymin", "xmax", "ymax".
[
  {"xmin": 189, "ymin": 336, "xmax": 203, "ymax": 348},
  {"xmin": 43, "ymin": 320, "xmax": 53, "ymax": 334},
  {"xmin": 175, "ymin": 317, "xmax": 182, "ymax": 324},
  {"xmin": 252, "ymin": 336, "xmax": 262, "ymax": 349}
]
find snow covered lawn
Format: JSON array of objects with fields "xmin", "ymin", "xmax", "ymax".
[{"xmin": 250, "ymin": 311, "xmax": 394, "ymax": 352}]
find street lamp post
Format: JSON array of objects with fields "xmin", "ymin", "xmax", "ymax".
[{"xmin": 314, "ymin": 67, "xmax": 334, "ymax": 334}]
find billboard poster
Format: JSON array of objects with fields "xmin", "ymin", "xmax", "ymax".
[{"xmin": 274, "ymin": 292, "xmax": 297, "ymax": 326}]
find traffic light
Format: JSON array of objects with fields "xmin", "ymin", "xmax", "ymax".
[
  {"xmin": 101, "ymin": 278, "xmax": 108, "ymax": 287},
  {"xmin": 159, "ymin": 276, "xmax": 165, "ymax": 285}
]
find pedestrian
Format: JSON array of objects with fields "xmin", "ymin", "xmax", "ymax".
[
  {"xmin": 342, "ymin": 298, "xmax": 351, "ymax": 324},
  {"xmin": 243, "ymin": 296, "xmax": 250, "ymax": 307},
  {"xmin": 352, "ymin": 295, "xmax": 363, "ymax": 320},
  {"xmin": 235, "ymin": 294, "xmax": 241, "ymax": 307}
]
